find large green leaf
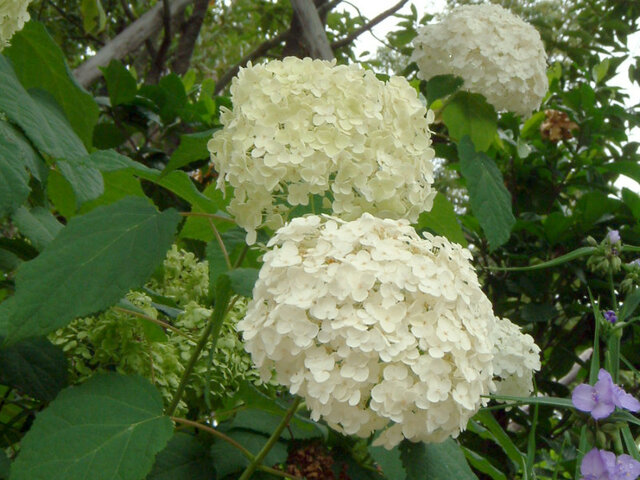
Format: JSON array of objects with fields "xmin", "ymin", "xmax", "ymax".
[
  {"xmin": 101, "ymin": 60, "xmax": 137, "ymax": 106},
  {"xmin": 442, "ymin": 92, "xmax": 497, "ymax": 152},
  {"xmin": 458, "ymin": 137, "xmax": 515, "ymax": 250},
  {"xmin": 147, "ymin": 433, "xmax": 211, "ymax": 480},
  {"xmin": 0, "ymin": 337, "xmax": 67, "ymax": 402},
  {"xmin": 180, "ymin": 183, "xmax": 232, "ymax": 242},
  {"xmin": 0, "ymin": 122, "xmax": 31, "ymax": 217},
  {"xmin": 10, "ymin": 374, "xmax": 174, "ymax": 480},
  {"xmin": 0, "ymin": 57, "xmax": 87, "ymax": 160},
  {"xmin": 163, "ymin": 129, "xmax": 216, "ymax": 175},
  {"xmin": 80, "ymin": 0, "xmax": 107, "ymax": 34},
  {"xmin": 0, "ymin": 450, "xmax": 9, "ymax": 479},
  {"xmin": 12, "ymin": 206, "xmax": 63, "ymax": 251},
  {"xmin": 0, "ymin": 197, "xmax": 180, "ymax": 346},
  {"xmin": 416, "ymin": 193, "xmax": 467, "ymax": 246},
  {"xmin": 56, "ymin": 157, "xmax": 104, "ymax": 207},
  {"xmin": 225, "ymin": 268, "xmax": 259, "ymax": 298},
  {"xmin": 400, "ymin": 439, "xmax": 478, "ymax": 480},
  {"xmin": 4, "ymin": 22, "xmax": 99, "ymax": 149},
  {"xmin": 369, "ymin": 445, "xmax": 405, "ymax": 480},
  {"xmin": 210, "ymin": 430, "xmax": 287, "ymax": 479}
]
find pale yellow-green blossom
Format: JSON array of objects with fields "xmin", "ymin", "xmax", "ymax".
[
  {"xmin": 0, "ymin": 0, "xmax": 31, "ymax": 49},
  {"xmin": 411, "ymin": 3, "xmax": 548, "ymax": 116},
  {"xmin": 239, "ymin": 214, "xmax": 539, "ymax": 448},
  {"xmin": 208, "ymin": 57, "xmax": 436, "ymax": 244}
]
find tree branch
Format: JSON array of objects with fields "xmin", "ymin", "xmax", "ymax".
[
  {"xmin": 73, "ymin": 0, "xmax": 192, "ymax": 88},
  {"xmin": 148, "ymin": 0, "xmax": 173, "ymax": 82},
  {"xmin": 331, "ymin": 0, "xmax": 408, "ymax": 50},
  {"xmin": 213, "ymin": 30, "xmax": 292, "ymax": 94},
  {"xmin": 171, "ymin": 0, "xmax": 210, "ymax": 75},
  {"xmin": 290, "ymin": 0, "xmax": 334, "ymax": 60}
]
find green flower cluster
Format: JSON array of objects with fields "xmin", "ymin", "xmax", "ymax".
[{"xmin": 50, "ymin": 246, "xmax": 258, "ymax": 413}]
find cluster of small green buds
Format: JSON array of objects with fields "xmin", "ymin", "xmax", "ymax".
[
  {"xmin": 621, "ymin": 259, "xmax": 640, "ymax": 294},
  {"xmin": 586, "ymin": 230, "xmax": 622, "ymax": 275}
]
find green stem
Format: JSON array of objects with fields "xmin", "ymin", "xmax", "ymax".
[
  {"xmin": 171, "ymin": 416, "xmax": 254, "ymax": 459},
  {"xmin": 165, "ymin": 278, "xmax": 232, "ymax": 416},
  {"xmin": 238, "ymin": 397, "xmax": 302, "ymax": 480},
  {"xmin": 608, "ymin": 270, "xmax": 617, "ymax": 313},
  {"xmin": 208, "ymin": 217, "xmax": 232, "ymax": 270},
  {"xmin": 113, "ymin": 307, "xmax": 197, "ymax": 344}
]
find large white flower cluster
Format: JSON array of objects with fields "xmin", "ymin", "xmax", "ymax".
[
  {"xmin": 0, "ymin": 0, "xmax": 31, "ymax": 49},
  {"xmin": 411, "ymin": 3, "xmax": 548, "ymax": 117},
  {"xmin": 492, "ymin": 317, "xmax": 541, "ymax": 397},
  {"xmin": 208, "ymin": 57, "xmax": 436, "ymax": 244},
  {"xmin": 238, "ymin": 214, "xmax": 539, "ymax": 447}
]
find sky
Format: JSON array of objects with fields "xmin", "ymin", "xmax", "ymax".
[{"xmin": 339, "ymin": 0, "xmax": 640, "ymax": 190}]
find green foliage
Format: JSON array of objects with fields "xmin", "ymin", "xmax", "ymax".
[
  {"xmin": 101, "ymin": 59, "xmax": 137, "ymax": 106},
  {"xmin": 0, "ymin": 197, "xmax": 180, "ymax": 346},
  {"xmin": 400, "ymin": 439, "xmax": 478, "ymax": 480},
  {"xmin": 442, "ymin": 91, "xmax": 498, "ymax": 152},
  {"xmin": 4, "ymin": 22, "xmax": 99, "ymax": 149},
  {"xmin": 457, "ymin": 137, "xmax": 515, "ymax": 250},
  {"xmin": 9, "ymin": 374, "xmax": 173, "ymax": 480},
  {"xmin": 416, "ymin": 192, "xmax": 467, "ymax": 246},
  {"xmin": 0, "ymin": 122, "xmax": 33, "ymax": 218},
  {"xmin": 147, "ymin": 433, "xmax": 212, "ymax": 480}
]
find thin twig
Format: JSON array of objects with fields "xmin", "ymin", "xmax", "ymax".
[
  {"xmin": 331, "ymin": 0, "xmax": 409, "ymax": 50},
  {"xmin": 208, "ymin": 217, "xmax": 232, "ymax": 270},
  {"xmin": 171, "ymin": 416, "xmax": 253, "ymax": 458}
]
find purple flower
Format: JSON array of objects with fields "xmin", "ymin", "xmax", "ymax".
[
  {"xmin": 580, "ymin": 448, "xmax": 640, "ymax": 480},
  {"xmin": 604, "ymin": 310, "xmax": 617, "ymax": 324},
  {"xmin": 572, "ymin": 369, "xmax": 640, "ymax": 420},
  {"xmin": 631, "ymin": 259, "xmax": 640, "ymax": 267},
  {"xmin": 608, "ymin": 230, "xmax": 621, "ymax": 244}
]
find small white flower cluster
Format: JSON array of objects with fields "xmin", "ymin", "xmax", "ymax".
[
  {"xmin": 0, "ymin": 0, "xmax": 31, "ymax": 49},
  {"xmin": 239, "ymin": 214, "xmax": 538, "ymax": 448},
  {"xmin": 208, "ymin": 57, "xmax": 436, "ymax": 244},
  {"xmin": 492, "ymin": 317, "xmax": 541, "ymax": 397},
  {"xmin": 411, "ymin": 3, "xmax": 548, "ymax": 117}
]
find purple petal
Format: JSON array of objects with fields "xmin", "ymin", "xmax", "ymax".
[
  {"xmin": 581, "ymin": 448, "xmax": 609, "ymax": 479},
  {"xmin": 573, "ymin": 384, "xmax": 597, "ymax": 412},
  {"xmin": 613, "ymin": 454, "xmax": 640, "ymax": 480},
  {"xmin": 614, "ymin": 387, "xmax": 640, "ymax": 412},
  {"xmin": 591, "ymin": 400, "xmax": 616, "ymax": 420},
  {"xmin": 598, "ymin": 369, "xmax": 615, "ymax": 388}
]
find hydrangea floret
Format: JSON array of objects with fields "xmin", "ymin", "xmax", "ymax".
[
  {"xmin": 411, "ymin": 3, "xmax": 548, "ymax": 116},
  {"xmin": 238, "ymin": 213, "xmax": 540, "ymax": 448},
  {"xmin": 572, "ymin": 369, "xmax": 640, "ymax": 420},
  {"xmin": 208, "ymin": 57, "xmax": 437, "ymax": 244},
  {"xmin": 0, "ymin": 0, "xmax": 31, "ymax": 49}
]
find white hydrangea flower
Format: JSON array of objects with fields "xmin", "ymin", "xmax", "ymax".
[
  {"xmin": 411, "ymin": 3, "xmax": 548, "ymax": 116},
  {"xmin": 0, "ymin": 0, "xmax": 31, "ymax": 49},
  {"xmin": 239, "ymin": 213, "xmax": 521, "ymax": 447},
  {"xmin": 208, "ymin": 57, "xmax": 436, "ymax": 244},
  {"xmin": 491, "ymin": 317, "xmax": 541, "ymax": 397}
]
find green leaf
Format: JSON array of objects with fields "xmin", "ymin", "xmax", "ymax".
[
  {"xmin": 593, "ymin": 58, "xmax": 610, "ymax": 83},
  {"xmin": 79, "ymin": 169, "xmax": 147, "ymax": 212},
  {"xmin": 0, "ymin": 122, "xmax": 31, "ymax": 217},
  {"xmin": 231, "ymin": 408, "xmax": 323, "ymax": 440},
  {"xmin": 0, "ymin": 337, "xmax": 67, "ymax": 402},
  {"xmin": 473, "ymin": 411, "xmax": 524, "ymax": 468},
  {"xmin": 164, "ymin": 129, "xmax": 216, "ymax": 175},
  {"xmin": 622, "ymin": 188, "xmax": 640, "ymax": 220},
  {"xmin": 574, "ymin": 191, "xmax": 620, "ymax": 230},
  {"xmin": 4, "ymin": 22, "xmax": 99, "ymax": 149},
  {"xmin": 207, "ymin": 228, "xmax": 246, "ymax": 292},
  {"xmin": 520, "ymin": 111, "xmax": 545, "ymax": 139},
  {"xmin": 620, "ymin": 289, "xmax": 640, "ymax": 322},
  {"xmin": 457, "ymin": 137, "xmax": 515, "ymax": 250},
  {"xmin": 147, "ymin": 433, "xmax": 211, "ymax": 480},
  {"xmin": 225, "ymin": 268, "xmax": 259, "ymax": 298},
  {"xmin": 47, "ymin": 169, "xmax": 77, "ymax": 218},
  {"xmin": 442, "ymin": 92, "xmax": 497, "ymax": 151},
  {"xmin": 10, "ymin": 374, "xmax": 174, "ymax": 480},
  {"xmin": 416, "ymin": 193, "xmax": 466, "ymax": 246},
  {"xmin": 210, "ymin": 431, "xmax": 287, "ymax": 479},
  {"xmin": 0, "ymin": 449, "xmax": 9, "ymax": 479},
  {"xmin": 0, "ymin": 57, "xmax": 87, "ymax": 159},
  {"xmin": 602, "ymin": 161, "xmax": 640, "ymax": 184},
  {"xmin": 57, "ymin": 157, "xmax": 104, "ymax": 207},
  {"xmin": 490, "ymin": 246, "xmax": 595, "ymax": 272},
  {"xmin": 12, "ymin": 206, "xmax": 62, "ymax": 251},
  {"xmin": 0, "ymin": 197, "xmax": 181, "ymax": 346},
  {"xmin": 101, "ymin": 60, "xmax": 137, "ymax": 106},
  {"xmin": 423, "ymin": 75, "xmax": 464, "ymax": 105},
  {"xmin": 400, "ymin": 439, "xmax": 478, "ymax": 480},
  {"xmin": 180, "ymin": 183, "xmax": 232, "ymax": 242},
  {"xmin": 81, "ymin": 0, "xmax": 107, "ymax": 34},
  {"xmin": 369, "ymin": 445, "xmax": 405, "ymax": 480},
  {"xmin": 462, "ymin": 447, "xmax": 506, "ymax": 480}
]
